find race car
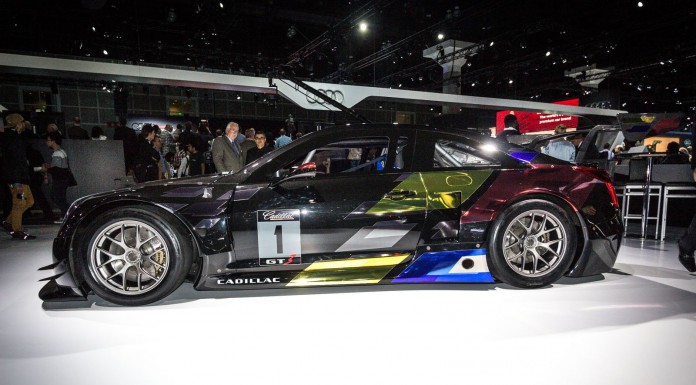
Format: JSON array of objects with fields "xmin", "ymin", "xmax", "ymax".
[{"xmin": 39, "ymin": 125, "xmax": 622, "ymax": 306}]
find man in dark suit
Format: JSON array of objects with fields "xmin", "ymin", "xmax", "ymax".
[
  {"xmin": 497, "ymin": 114, "xmax": 521, "ymax": 143},
  {"xmin": 212, "ymin": 121, "xmax": 244, "ymax": 173},
  {"xmin": 66, "ymin": 116, "xmax": 89, "ymax": 139},
  {"xmin": 113, "ymin": 117, "xmax": 138, "ymax": 174}
]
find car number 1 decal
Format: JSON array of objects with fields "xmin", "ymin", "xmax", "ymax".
[{"xmin": 257, "ymin": 209, "xmax": 302, "ymax": 265}]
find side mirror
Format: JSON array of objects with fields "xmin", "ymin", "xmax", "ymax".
[{"xmin": 273, "ymin": 169, "xmax": 290, "ymax": 179}]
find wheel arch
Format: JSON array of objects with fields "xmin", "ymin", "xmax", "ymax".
[
  {"xmin": 484, "ymin": 191, "xmax": 588, "ymax": 275},
  {"xmin": 69, "ymin": 199, "xmax": 202, "ymax": 288}
]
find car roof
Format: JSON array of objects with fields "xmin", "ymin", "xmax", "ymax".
[{"xmin": 315, "ymin": 124, "xmax": 505, "ymax": 145}]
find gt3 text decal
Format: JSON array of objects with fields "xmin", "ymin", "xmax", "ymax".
[{"xmin": 257, "ymin": 209, "xmax": 302, "ymax": 265}]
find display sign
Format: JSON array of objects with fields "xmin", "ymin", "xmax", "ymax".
[
  {"xmin": 496, "ymin": 99, "xmax": 580, "ymax": 134},
  {"xmin": 257, "ymin": 209, "xmax": 302, "ymax": 265}
]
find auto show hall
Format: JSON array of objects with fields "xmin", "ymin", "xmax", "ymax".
[{"xmin": 1, "ymin": 1, "xmax": 695, "ymax": 384}]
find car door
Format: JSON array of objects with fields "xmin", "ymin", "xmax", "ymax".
[
  {"xmin": 228, "ymin": 128, "xmax": 425, "ymax": 285},
  {"xmin": 411, "ymin": 129, "xmax": 503, "ymax": 244}
]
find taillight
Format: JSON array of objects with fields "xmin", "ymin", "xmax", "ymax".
[
  {"xmin": 604, "ymin": 180, "xmax": 620, "ymax": 208},
  {"xmin": 574, "ymin": 166, "xmax": 619, "ymax": 208}
]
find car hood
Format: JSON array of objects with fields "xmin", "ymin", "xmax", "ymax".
[
  {"xmin": 135, "ymin": 174, "xmax": 232, "ymax": 188},
  {"xmin": 73, "ymin": 174, "xmax": 244, "ymax": 209}
]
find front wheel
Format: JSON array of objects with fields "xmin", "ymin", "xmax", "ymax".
[
  {"xmin": 487, "ymin": 200, "xmax": 577, "ymax": 288},
  {"xmin": 77, "ymin": 206, "xmax": 193, "ymax": 306}
]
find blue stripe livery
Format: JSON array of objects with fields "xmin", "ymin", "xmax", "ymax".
[{"xmin": 392, "ymin": 249, "xmax": 494, "ymax": 283}]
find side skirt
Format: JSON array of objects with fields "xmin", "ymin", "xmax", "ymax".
[{"xmin": 196, "ymin": 244, "xmax": 495, "ymax": 291}]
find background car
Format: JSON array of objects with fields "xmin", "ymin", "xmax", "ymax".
[{"xmin": 40, "ymin": 125, "xmax": 623, "ymax": 306}]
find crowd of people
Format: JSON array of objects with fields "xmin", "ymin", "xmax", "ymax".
[
  {"xmin": 126, "ymin": 119, "xmax": 299, "ymax": 182},
  {"xmin": 0, "ymin": 113, "xmax": 301, "ymax": 240}
]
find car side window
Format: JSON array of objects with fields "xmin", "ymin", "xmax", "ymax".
[
  {"xmin": 287, "ymin": 137, "xmax": 391, "ymax": 175},
  {"xmin": 434, "ymin": 139, "xmax": 495, "ymax": 168}
]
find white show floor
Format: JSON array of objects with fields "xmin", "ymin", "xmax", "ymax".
[{"xmin": 1, "ymin": 225, "xmax": 694, "ymax": 385}]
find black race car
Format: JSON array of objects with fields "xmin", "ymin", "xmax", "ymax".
[{"xmin": 40, "ymin": 125, "xmax": 622, "ymax": 306}]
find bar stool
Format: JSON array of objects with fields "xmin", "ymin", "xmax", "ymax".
[
  {"xmin": 622, "ymin": 158, "xmax": 662, "ymax": 239},
  {"xmin": 622, "ymin": 183, "xmax": 663, "ymax": 239}
]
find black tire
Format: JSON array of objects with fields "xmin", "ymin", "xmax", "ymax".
[
  {"xmin": 487, "ymin": 199, "xmax": 577, "ymax": 288},
  {"xmin": 76, "ymin": 206, "xmax": 193, "ymax": 306}
]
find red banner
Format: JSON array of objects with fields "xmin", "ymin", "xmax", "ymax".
[{"xmin": 496, "ymin": 99, "xmax": 579, "ymax": 134}]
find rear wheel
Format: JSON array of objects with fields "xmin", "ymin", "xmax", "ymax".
[
  {"xmin": 78, "ymin": 206, "xmax": 193, "ymax": 306},
  {"xmin": 487, "ymin": 200, "xmax": 576, "ymax": 288}
]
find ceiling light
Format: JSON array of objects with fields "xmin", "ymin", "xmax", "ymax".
[
  {"xmin": 509, "ymin": 79, "xmax": 514, "ymax": 84},
  {"xmin": 437, "ymin": 33, "xmax": 444, "ymax": 40},
  {"xmin": 638, "ymin": 2, "xmax": 643, "ymax": 7},
  {"xmin": 92, "ymin": 26, "xmax": 96, "ymax": 32},
  {"xmin": 287, "ymin": 26, "xmax": 297, "ymax": 38},
  {"xmin": 489, "ymin": 41, "xmax": 494, "ymax": 47},
  {"xmin": 219, "ymin": 2, "xmax": 224, "ymax": 8},
  {"xmin": 103, "ymin": 49, "xmax": 108, "ymax": 55},
  {"xmin": 359, "ymin": 22, "xmax": 368, "ymax": 32},
  {"xmin": 545, "ymin": 51, "xmax": 551, "ymax": 57}
]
